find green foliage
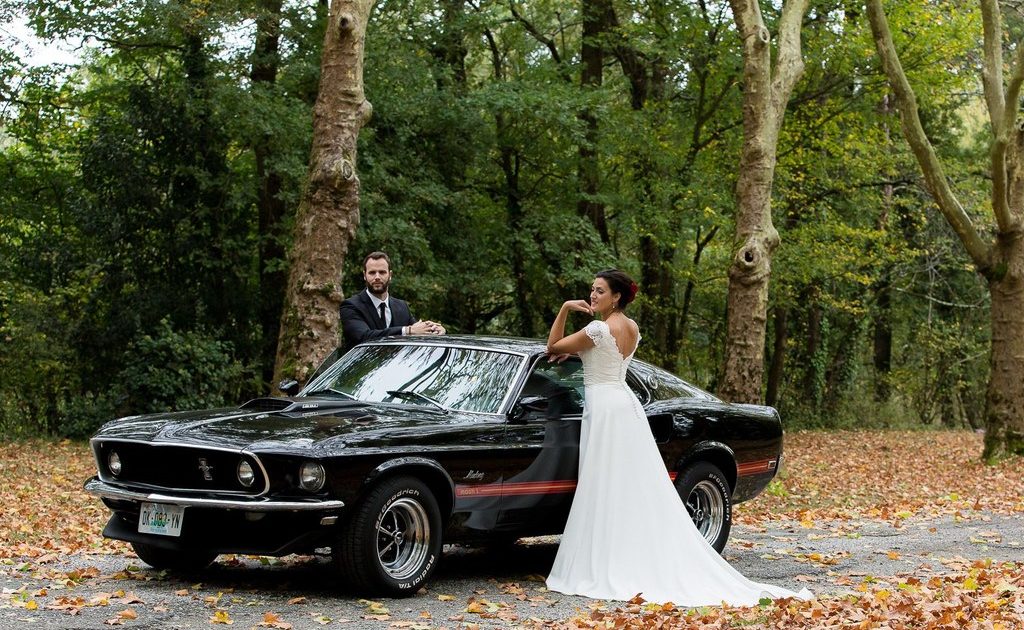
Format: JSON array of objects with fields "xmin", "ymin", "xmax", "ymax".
[
  {"xmin": 0, "ymin": 0, "xmax": 1000, "ymax": 436},
  {"xmin": 117, "ymin": 318, "xmax": 247, "ymax": 416}
]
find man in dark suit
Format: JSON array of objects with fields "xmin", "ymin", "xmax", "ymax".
[{"xmin": 340, "ymin": 251, "xmax": 445, "ymax": 350}]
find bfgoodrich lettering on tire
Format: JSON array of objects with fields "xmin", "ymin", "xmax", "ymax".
[
  {"xmin": 674, "ymin": 461, "xmax": 732, "ymax": 553},
  {"xmin": 335, "ymin": 475, "xmax": 442, "ymax": 596}
]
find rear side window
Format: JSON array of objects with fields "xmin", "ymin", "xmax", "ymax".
[{"xmin": 632, "ymin": 363, "xmax": 718, "ymax": 401}]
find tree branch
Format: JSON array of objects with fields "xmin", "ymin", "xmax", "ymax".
[
  {"xmin": 770, "ymin": 0, "xmax": 810, "ymax": 124},
  {"xmin": 508, "ymin": 2, "xmax": 563, "ymax": 68},
  {"xmin": 989, "ymin": 22, "xmax": 1024, "ymax": 233},
  {"xmin": 866, "ymin": 0, "xmax": 992, "ymax": 271},
  {"xmin": 980, "ymin": 0, "xmax": 1004, "ymax": 126}
]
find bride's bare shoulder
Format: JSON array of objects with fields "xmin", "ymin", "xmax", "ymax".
[
  {"xmin": 616, "ymin": 317, "xmax": 639, "ymax": 337},
  {"xmin": 606, "ymin": 317, "xmax": 639, "ymax": 340}
]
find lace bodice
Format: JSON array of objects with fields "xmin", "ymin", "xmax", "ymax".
[{"xmin": 579, "ymin": 320, "xmax": 639, "ymax": 385}]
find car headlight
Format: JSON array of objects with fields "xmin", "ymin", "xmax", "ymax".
[
  {"xmin": 237, "ymin": 460, "xmax": 255, "ymax": 487},
  {"xmin": 107, "ymin": 451, "xmax": 122, "ymax": 476},
  {"xmin": 299, "ymin": 462, "xmax": 325, "ymax": 492}
]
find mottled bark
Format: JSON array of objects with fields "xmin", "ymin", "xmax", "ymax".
[
  {"xmin": 718, "ymin": 0, "xmax": 809, "ymax": 403},
  {"xmin": 984, "ymin": 148, "xmax": 1024, "ymax": 458},
  {"xmin": 273, "ymin": 0, "xmax": 376, "ymax": 386},
  {"xmin": 867, "ymin": 0, "xmax": 1024, "ymax": 460}
]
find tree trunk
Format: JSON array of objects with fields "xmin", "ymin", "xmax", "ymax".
[
  {"xmin": 502, "ymin": 143, "xmax": 533, "ymax": 338},
  {"xmin": 718, "ymin": 0, "xmax": 808, "ymax": 403},
  {"xmin": 251, "ymin": 0, "xmax": 288, "ymax": 389},
  {"xmin": 867, "ymin": 0, "xmax": 1024, "ymax": 459},
  {"xmin": 872, "ymin": 272, "xmax": 892, "ymax": 401},
  {"xmin": 577, "ymin": 0, "xmax": 611, "ymax": 243},
  {"xmin": 984, "ymin": 233, "xmax": 1024, "ymax": 458},
  {"xmin": 873, "ymin": 94, "xmax": 894, "ymax": 402},
  {"xmin": 436, "ymin": 0, "xmax": 467, "ymax": 88},
  {"xmin": 802, "ymin": 297, "xmax": 822, "ymax": 405},
  {"xmin": 273, "ymin": 0, "xmax": 376, "ymax": 385},
  {"xmin": 765, "ymin": 305, "xmax": 788, "ymax": 407}
]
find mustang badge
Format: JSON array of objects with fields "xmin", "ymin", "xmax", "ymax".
[{"xmin": 197, "ymin": 457, "xmax": 214, "ymax": 481}]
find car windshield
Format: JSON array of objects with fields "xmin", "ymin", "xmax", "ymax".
[{"xmin": 305, "ymin": 343, "xmax": 526, "ymax": 414}]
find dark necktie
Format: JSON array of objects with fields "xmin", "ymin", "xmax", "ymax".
[{"xmin": 378, "ymin": 303, "xmax": 387, "ymax": 327}]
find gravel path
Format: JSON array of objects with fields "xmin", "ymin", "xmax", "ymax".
[{"xmin": 2, "ymin": 511, "xmax": 1022, "ymax": 629}]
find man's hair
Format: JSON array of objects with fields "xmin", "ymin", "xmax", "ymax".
[{"xmin": 363, "ymin": 251, "xmax": 392, "ymax": 271}]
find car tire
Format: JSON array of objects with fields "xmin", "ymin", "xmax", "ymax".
[
  {"xmin": 130, "ymin": 541, "xmax": 217, "ymax": 572},
  {"xmin": 335, "ymin": 475, "xmax": 442, "ymax": 597},
  {"xmin": 674, "ymin": 461, "xmax": 732, "ymax": 553}
]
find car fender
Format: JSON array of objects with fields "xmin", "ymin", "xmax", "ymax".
[
  {"xmin": 363, "ymin": 457, "xmax": 456, "ymax": 517},
  {"xmin": 673, "ymin": 441, "xmax": 738, "ymax": 493}
]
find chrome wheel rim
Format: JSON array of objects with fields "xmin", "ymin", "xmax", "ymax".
[
  {"xmin": 686, "ymin": 479, "xmax": 725, "ymax": 544},
  {"xmin": 376, "ymin": 497, "xmax": 431, "ymax": 580}
]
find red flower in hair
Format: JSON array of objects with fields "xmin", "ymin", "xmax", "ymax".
[{"xmin": 628, "ymin": 281, "xmax": 639, "ymax": 301}]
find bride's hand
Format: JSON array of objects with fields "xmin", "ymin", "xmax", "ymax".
[{"xmin": 563, "ymin": 299, "xmax": 593, "ymax": 315}]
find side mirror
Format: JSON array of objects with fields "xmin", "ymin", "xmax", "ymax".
[
  {"xmin": 278, "ymin": 379, "xmax": 301, "ymax": 396},
  {"xmin": 507, "ymin": 396, "xmax": 548, "ymax": 424}
]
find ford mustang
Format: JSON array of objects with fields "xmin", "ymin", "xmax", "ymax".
[{"xmin": 85, "ymin": 335, "xmax": 784, "ymax": 596}]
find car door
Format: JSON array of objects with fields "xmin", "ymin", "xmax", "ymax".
[{"xmin": 496, "ymin": 355, "xmax": 586, "ymax": 534}]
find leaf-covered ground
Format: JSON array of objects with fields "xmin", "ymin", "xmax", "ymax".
[
  {"xmin": 1, "ymin": 431, "xmax": 1022, "ymax": 628},
  {"xmin": 740, "ymin": 430, "xmax": 1024, "ymax": 522}
]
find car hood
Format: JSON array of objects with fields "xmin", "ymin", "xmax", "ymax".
[{"xmin": 93, "ymin": 397, "xmax": 490, "ymax": 454}]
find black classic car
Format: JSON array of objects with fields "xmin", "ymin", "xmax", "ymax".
[{"xmin": 85, "ymin": 335, "xmax": 784, "ymax": 596}]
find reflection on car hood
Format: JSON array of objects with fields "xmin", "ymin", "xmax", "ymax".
[{"xmin": 93, "ymin": 397, "xmax": 492, "ymax": 453}]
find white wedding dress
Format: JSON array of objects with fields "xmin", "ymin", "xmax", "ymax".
[{"xmin": 546, "ymin": 319, "xmax": 811, "ymax": 606}]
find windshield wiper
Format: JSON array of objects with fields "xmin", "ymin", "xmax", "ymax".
[
  {"xmin": 386, "ymin": 389, "xmax": 449, "ymax": 414},
  {"xmin": 308, "ymin": 387, "xmax": 356, "ymax": 400}
]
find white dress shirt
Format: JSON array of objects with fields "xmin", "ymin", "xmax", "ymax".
[{"xmin": 365, "ymin": 290, "xmax": 408, "ymax": 334}]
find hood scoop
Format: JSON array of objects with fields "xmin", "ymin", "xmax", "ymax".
[
  {"xmin": 240, "ymin": 397, "xmax": 292, "ymax": 412},
  {"xmin": 239, "ymin": 397, "xmax": 371, "ymax": 414}
]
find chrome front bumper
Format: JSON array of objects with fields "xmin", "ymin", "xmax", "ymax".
[{"xmin": 84, "ymin": 477, "xmax": 344, "ymax": 512}]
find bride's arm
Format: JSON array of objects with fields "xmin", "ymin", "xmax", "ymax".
[{"xmin": 547, "ymin": 300, "xmax": 595, "ymax": 355}]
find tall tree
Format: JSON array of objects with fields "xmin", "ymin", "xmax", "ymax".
[
  {"xmin": 867, "ymin": 0, "xmax": 1024, "ymax": 460},
  {"xmin": 717, "ymin": 0, "xmax": 810, "ymax": 403},
  {"xmin": 250, "ymin": 0, "xmax": 289, "ymax": 388},
  {"xmin": 577, "ymin": 0, "xmax": 611, "ymax": 244},
  {"xmin": 273, "ymin": 0, "xmax": 376, "ymax": 385}
]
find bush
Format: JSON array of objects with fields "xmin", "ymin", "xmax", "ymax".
[{"xmin": 116, "ymin": 318, "xmax": 247, "ymax": 416}]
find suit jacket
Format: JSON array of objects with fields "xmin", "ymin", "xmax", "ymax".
[{"xmin": 340, "ymin": 290, "xmax": 417, "ymax": 350}]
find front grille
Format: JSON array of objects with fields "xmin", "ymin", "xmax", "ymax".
[{"xmin": 95, "ymin": 442, "xmax": 265, "ymax": 495}]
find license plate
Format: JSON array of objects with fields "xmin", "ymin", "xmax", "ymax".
[{"xmin": 138, "ymin": 502, "xmax": 185, "ymax": 537}]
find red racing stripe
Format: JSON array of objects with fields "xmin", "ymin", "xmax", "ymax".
[{"xmin": 455, "ymin": 460, "xmax": 775, "ymax": 498}]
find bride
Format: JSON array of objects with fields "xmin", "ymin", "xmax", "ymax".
[{"xmin": 544, "ymin": 269, "xmax": 811, "ymax": 606}]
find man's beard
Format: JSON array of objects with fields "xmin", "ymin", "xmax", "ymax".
[{"xmin": 366, "ymin": 279, "xmax": 390, "ymax": 297}]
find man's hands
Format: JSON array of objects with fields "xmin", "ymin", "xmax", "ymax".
[{"xmin": 409, "ymin": 320, "xmax": 446, "ymax": 335}]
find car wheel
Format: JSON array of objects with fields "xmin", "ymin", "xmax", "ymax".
[
  {"xmin": 336, "ymin": 475, "xmax": 442, "ymax": 597},
  {"xmin": 130, "ymin": 541, "xmax": 217, "ymax": 572},
  {"xmin": 674, "ymin": 461, "xmax": 732, "ymax": 553}
]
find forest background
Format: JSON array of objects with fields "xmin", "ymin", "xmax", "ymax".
[{"xmin": 0, "ymin": 0, "xmax": 996, "ymax": 444}]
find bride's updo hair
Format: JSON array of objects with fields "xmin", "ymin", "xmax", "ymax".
[{"xmin": 596, "ymin": 269, "xmax": 638, "ymax": 310}]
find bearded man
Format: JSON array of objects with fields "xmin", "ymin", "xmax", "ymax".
[{"xmin": 339, "ymin": 251, "xmax": 445, "ymax": 350}]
